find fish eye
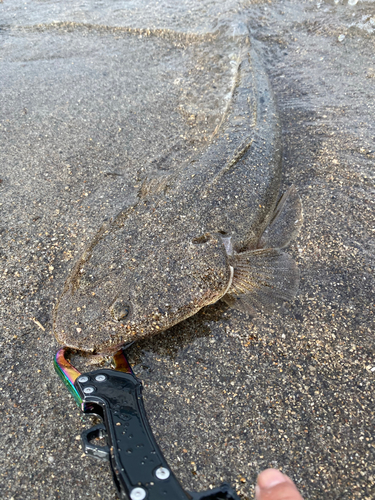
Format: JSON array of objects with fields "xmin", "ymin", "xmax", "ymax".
[{"xmin": 110, "ymin": 299, "xmax": 131, "ymax": 321}]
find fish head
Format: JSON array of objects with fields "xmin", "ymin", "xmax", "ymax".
[{"xmin": 53, "ymin": 212, "xmax": 231, "ymax": 353}]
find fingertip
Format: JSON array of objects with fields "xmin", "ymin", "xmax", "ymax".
[
  {"xmin": 257, "ymin": 469, "xmax": 288, "ymax": 489},
  {"xmin": 255, "ymin": 469, "xmax": 304, "ymax": 500}
]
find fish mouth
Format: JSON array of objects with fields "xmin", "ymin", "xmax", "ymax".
[
  {"xmin": 54, "ymin": 317, "xmax": 126, "ymax": 353},
  {"xmin": 53, "ymin": 292, "xmax": 114, "ymax": 352},
  {"xmin": 93, "ymin": 340, "xmax": 135, "ymax": 357}
]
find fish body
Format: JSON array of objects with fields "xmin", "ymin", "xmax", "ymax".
[{"xmin": 54, "ymin": 35, "xmax": 303, "ymax": 353}]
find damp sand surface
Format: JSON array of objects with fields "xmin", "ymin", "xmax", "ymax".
[{"xmin": 0, "ymin": 1, "xmax": 374, "ymax": 499}]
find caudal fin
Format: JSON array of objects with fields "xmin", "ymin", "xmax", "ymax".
[{"xmin": 222, "ymin": 248, "xmax": 299, "ymax": 315}]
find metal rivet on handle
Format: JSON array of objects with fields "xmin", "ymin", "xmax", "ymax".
[
  {"xmin": 155, "ymin": 467, "xmax": 170, "ymax": 480},
  {"xmin": 78, "ymin": 376, "xmax": 89, "ymax": 383},
  {"xmin": 95, "ymin": 374, "xmax": 106, "ymax": 382},
  {"xmin": 83, "ymin": 386, "xmax": 95, "ymax": 394},
  {"xmin": 130, "ymin": 487, "xmax": 147, "ymax": 500}
]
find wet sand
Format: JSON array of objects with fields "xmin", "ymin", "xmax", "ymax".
[{"xmin": 0, "ymin": 1, "xmax": 374, "ymax": 499}]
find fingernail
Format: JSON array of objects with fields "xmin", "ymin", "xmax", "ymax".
[{"xmin": 257, "ymin": 469, "xmax": 287, "ymax": 489}]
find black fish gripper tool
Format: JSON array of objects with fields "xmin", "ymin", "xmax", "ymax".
[{"xmin": 54, "ymin": 347, "xmax": 241, "ymax": 500}]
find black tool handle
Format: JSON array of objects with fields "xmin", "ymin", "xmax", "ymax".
[
  {"xmin": 75, "ymin": 368, "xmax": 189, "ymax": 500},
  {"xmin": 75, "ymin": 369, "xmax": 240, "ymax": 500}
]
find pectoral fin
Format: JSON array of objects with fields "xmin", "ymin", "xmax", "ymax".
[
  {"xmin": 258, "ymin": 185, "xmax": 303, "ymax": 250},
  {"xmin": 222, "ymin": 248, "xmax": 299, "ymax": 315}
]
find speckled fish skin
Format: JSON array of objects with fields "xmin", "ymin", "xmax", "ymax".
[{"xmin": 53, "ymin": 34, "xmax": 288, "ymax": 354}]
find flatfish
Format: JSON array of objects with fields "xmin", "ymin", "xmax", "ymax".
[{"xmin": 53, "ymin": 32, "xmax": 303, "ymax": 353}]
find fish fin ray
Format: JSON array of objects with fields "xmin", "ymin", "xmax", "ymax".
[
  {"xmin": 258, "ymin": 185, "xmax": 303, "ymax": 249},
  {"xmin": 223, "ymin": 248, "xmax": 299, "ymax": 314},
  {"xmin": 221, "ymin": 293, "xmax": 258, "ymax": 315}
]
